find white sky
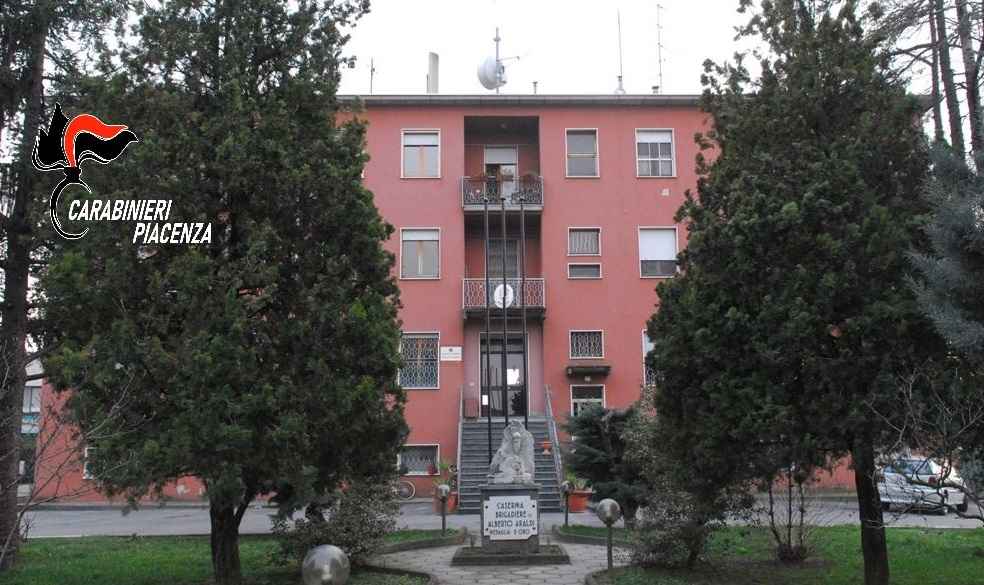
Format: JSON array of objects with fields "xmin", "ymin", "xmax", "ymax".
[{"xmin": 338, "ymin": 0, "xmax": 757, "ymax": 96}]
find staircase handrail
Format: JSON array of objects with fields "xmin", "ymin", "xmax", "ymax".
[
  {"xmin": 456, "ymin": 384, "xmax": 463, "ymax": 492},
  {"xmin": 543, "ymin": 384, "xmax": 564, "ymax": 487}
]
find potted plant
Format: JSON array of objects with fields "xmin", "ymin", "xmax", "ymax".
[
  {"xmin": 565, "ymin": 470, "xmax": 591, "ymax": 513},
  {"xmin": 431, "ymin": 459, "xmax": 458, "ymax": 513}
]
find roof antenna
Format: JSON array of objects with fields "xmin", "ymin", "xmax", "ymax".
[
  {"xmin": 615, "ymin": 11, "xmax": 626, "ymax": 95},
  {"xmin": 655, "ymin": 4, "xmax": 665, "ymax": 94},
  {"xmin": 369, "ymin": 57, "xmax": 376, "ymax": 95}
]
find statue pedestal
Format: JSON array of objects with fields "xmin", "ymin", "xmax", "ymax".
[{"xmin": 480, "ymin": 483, "xmax": 540, "ymax": 554}]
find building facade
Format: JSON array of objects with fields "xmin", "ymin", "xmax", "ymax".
[
  {"xmin": 355, "ymin": 94, "xmax": 708, "ymax": 498},
  {"xmin": 28, "ymin": 94, "xmax": 855, "ymax": 505}
]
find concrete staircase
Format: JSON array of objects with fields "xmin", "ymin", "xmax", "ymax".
[{"xmin": 457, "ymin": 418, "xmax": 563, "ymax": 514}]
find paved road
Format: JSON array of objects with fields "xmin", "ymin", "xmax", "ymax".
[{"xmin": 21, "ymin": 499, "xmax": 982, "ymax": 538}]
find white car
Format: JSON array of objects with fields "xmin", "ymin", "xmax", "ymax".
[{"xmin": 878, "ymin": 457, "xmax": 969, "ymax": 514}]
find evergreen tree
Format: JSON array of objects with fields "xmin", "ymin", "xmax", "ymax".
[
  {"xmin": 38, "ymin": 2, "xmax": 405, "ymax": 584},
  {"xmin": 909, "ymin": 146, "xmax": 984, "ymax": 363},
  {"xmin": 646, "ymin": 2, "xmax": 942, "ymax": 583},
  {"xmin": 564, "ymin": 405, "xmax": 645, "ymax": 526}
]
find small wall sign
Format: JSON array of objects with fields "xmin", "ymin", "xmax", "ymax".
[
  {"xmin": 440, "ymin": 346, "xmax": 462, "ymax": 361},
  {"xmin": 483, "ymin": 495, "xmax": 538, "ymax": 540}
]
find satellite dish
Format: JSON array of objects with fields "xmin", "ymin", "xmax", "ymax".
[
  {"xmin": 478, "ymin": 56, "xmax": 506, "ymax": 90},
  {"xmin": 493, "ymin": 283, "xmax": 515, "ymax": 308}
]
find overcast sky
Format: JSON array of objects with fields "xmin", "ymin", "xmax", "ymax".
[{"xmin": 337, "ymin": 0, "xmax": 758, "ymax": 96}]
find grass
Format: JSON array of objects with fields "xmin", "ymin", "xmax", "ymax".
[
  {"xmin": 4, "ymin": 534, "xmax": 428, "ymax": 585},
  {"xmin": 581, "ymin": 524, "xmax": 984, "ymax": 585},
  {"xmin": 558, "ymin": 523, "xmax": 631, "ymax": 541}
]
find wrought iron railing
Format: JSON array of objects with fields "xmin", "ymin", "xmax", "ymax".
[
  {"xmin": 461, "ymin": 175, "xmax": 544, "ymax": 207},
  {"xmin": 462, "ymin": 278, "xmax": 545, "ymax": 310},
  {"xmin": 544, "ymin": 384, "xmax": 565, "ymax": 487}
]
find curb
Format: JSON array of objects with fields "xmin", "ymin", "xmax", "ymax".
[
  {"xmin": 377, "ymin": 528, "xmax": 468, "ymax": 554},
  {"xmin": 362, "ymin": 565, "xmax": 438, "ymax": 585},
  {"xmin": 585, "ymin": 568, "xmax": 610, "ymax": 585},
  {"xmin": 551, "ymin": 525, "xmax": 631, "ymax": 547}
]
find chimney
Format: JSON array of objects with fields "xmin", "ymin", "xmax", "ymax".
[{"xmin": 426, "ymin": 52, "xmax": 439, "ymax": 94}]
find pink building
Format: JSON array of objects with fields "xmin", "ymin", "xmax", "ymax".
[
  {"xmin": 354, "ymin": 94, "xmax": 712, "ymax": 512},
  {"xmin": 29, "ymin": 94, "xmax": 855, "ymax": 508}
]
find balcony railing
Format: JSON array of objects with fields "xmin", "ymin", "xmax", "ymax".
[
  {"xmin": 461, "ymin": 176, "xmax": 544, "ymax": 208},
  {"xmin": 462, "ymin": 278, "xmax": 545, "ymax": 311}
]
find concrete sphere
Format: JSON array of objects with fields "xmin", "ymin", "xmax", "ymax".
[
  {"xmin": 436, "ymin": 483, "xmax": 451, "ymax": 499},
  {"xmin": 560, "ymin": 480, "xmax": 572, "ymax": 494},
  {"xmin": 301, "ymin": 545, "xmax": 350, "ymax": 585},
  {"xmin": 595, "ymin": 498, "xmax": 622, "ymax": 525}
]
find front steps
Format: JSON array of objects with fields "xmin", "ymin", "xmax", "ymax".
[{"xmin": 457, "ymin": 418, "xmax": 563, "ymax": 514}]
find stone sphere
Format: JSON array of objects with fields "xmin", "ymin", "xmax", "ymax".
[
  {"xmin": 595, "ymin": 498, "xmax": 622, "ymax": 525},
  {"xmin": 436, "ymin": 483, "xmax": 451, "ymax": 499},
  {"xmin": 301, "ymin": 545, "xmax": 350, "ymax": 585},
  {"xmin": 560, "ymin": 480, "xmax": 573, "ymax": 494}
]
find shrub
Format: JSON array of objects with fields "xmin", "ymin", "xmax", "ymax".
[
  {"xmin": 625, "ymin": 402, "xmax": 754, "ymax": 568},
  {"xmin": 564, "ymin": 404, "xmax": 646, "ymax": 526},
  {"xmin": 273, "ymin": 480, "xmax": 398, "ymax": 565}
]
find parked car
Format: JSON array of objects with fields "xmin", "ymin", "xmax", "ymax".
[{"xmin": 878, "ymin": 457, "xmax": 969, "ymax": 514}]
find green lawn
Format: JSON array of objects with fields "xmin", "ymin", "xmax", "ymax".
[
  {"xmin": 384, "ymin": 528, "xmax": 458, "ymax": 544},
  {"xmin": 579, "ymin": 525, "xmax": 984, "ymax": 585},
  {"xmin": 4, "ymin": 534, "xmax": 428, "ymax": 585}
]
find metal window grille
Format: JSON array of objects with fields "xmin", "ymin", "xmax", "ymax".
[
  {"xmin": 570, "ymin": 331, "xmax": 603, "ymax": 358},
  {"xmin": 568, "ymin": 229, "xmax": 600, "ymax": 255},
  {"xmin": 399, "ymin": 333, "xmax": 439, "ymax": 388},
  {"xmin": 399, "ymin": 445, "xmax": 438, "ymax": 474}
]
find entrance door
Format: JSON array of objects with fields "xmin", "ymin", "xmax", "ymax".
[
  {"xmin": 485, "ymin": 146, "xmax": 518, "ymax": 201},
  {"xmin": 480, "ymin": 332, "xmax": 526, "ymax": 417}
]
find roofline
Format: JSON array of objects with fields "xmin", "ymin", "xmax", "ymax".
[{"xmin": 338, "ymin": 94, "xmax": 702, "ymax": 107}]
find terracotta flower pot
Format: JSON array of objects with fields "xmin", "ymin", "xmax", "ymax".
[
  {"xmin": 566, "ymin": 490, "xmax": 591, "ymax": 513},
  {"xmin": 540, "ymin": 440, "xmax": 552, "ymax": 454}
]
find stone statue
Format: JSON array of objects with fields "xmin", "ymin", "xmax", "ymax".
[{"xmin": 488, "ymin": 420, "xmax": 535, "ymax": 484}]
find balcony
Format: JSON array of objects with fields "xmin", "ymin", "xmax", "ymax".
[
  {"xmin": 462, "ymin": 277, "xmax": 546, "ymax": 319},
  {"xmin": 461, "ymin": 176, "xmax": 544, "ymax": 212}
]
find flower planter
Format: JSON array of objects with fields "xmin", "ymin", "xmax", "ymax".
[
  {"xmin": 433, "ymin": 491, "xmax": 458, "ymax": 513},
  {"xmin": 566, "ymin": 489, "xmax": 591, "ymax": 513}
]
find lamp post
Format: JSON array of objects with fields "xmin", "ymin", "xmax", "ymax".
[
  {"xmin": 561, "ymin": 481, "xmax": 572, "ymax": 528},
  {"xmin": 499, "ymin": 194, "xmax": 509, "ymax": 426},
  {"xmin": 437, "ymin": 483, "xmax": 451, "ymax": 536},
  {"xmin": 519, "ymin": 193, "xmax": 528, "ymax": 429},
  {"xmin": 483, "ymin": 194, "xmax": 492, "ymax": 463},
  {"xmin": 596, "ymin": 498, "xmax": 622, "ymax": 571}
]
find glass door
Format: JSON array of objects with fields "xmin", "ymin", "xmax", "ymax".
[
  {"xmin": 480, "ymin": 333, "xmax": 526, "ymax": 417},
  {"xmin": 485, "ymin": 146, "xmax": 519, "ymax": 202}
]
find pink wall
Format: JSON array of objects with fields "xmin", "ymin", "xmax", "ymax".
[{"xmin": 360, "ymin": 101, "xmax": 711, "ymax": 478}]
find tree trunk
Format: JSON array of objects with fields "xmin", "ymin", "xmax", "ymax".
[
  {"xmin": 209, "ymin": 501, "xmax": 243, "ymax": 585},
  {"xmin": 935, "ymin": 0, "xmax": 966, "ymax": 157},
  {"xmin": 853, "ymin": 441, "xmax": 889, "ymax": 585},
  {"xmin": 0, "ymin": 12, "xmax": 46, "ymax": 572},
  {"xmin": 929, "ymin": 0, "xmax": 946, "ymax": 143},
  {"xmin": 955, "ymin": 0, "xmax": 983, "ymax": 162}
]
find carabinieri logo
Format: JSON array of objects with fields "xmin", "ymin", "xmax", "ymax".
[
  {"xmin": 32, "ymin": 103, "xmax": 138, "ymax": 240},
  {"xmin": 33, "ymin": 104, "xmax": 211, "ymax": 245}
]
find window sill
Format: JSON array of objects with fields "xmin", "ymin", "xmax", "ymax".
[
  {"xmin": 568, "ymin": 276, "xmax": 603, "ymax": 280},
  {"xmin": 640, "ymin": 275, "xmax": 676, "ymax": 279},
  {"xmin": 400, "ymin": 276, "xmax": 441, "ymax": 281},
  {"xmin": 565, "ymin": 175, "xmax": 601, "ymax": 179},
  {"xmin": 636, "ymin": 175, "xmax": 678, "ymax": 179},
  {"xmin": 403, "ymin": 387, "xmax": 440, "ymax": 391},
  {"xmin": 400, "ymin": 175, "xmax": 442, "ymax": 180}
]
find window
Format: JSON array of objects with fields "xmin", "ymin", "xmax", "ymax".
[
  {"xmin": 83, "ymin": 447, "xmax": 96, "ymax": 480},
  {"xmin": 636, "ymin": 129, "xmax": 674, "ymax": 177},
  {"xmin": 22, "ymin": 384, "xmax": 41, "ymax": 435},
  {"xmin": 639, "ymin": 228, "xmax": 677, "ymax": 277},
  {"xmin": 399, "ymin": 332, "xmax": 439, "ymax": 388},
  {"xmin": 402, "ymin": 130, "xmax": 439, "ymax": 178},
  {"xmin": 568, "ymin": 263, "xmax": 601, "ymax": 279},
  {"xmin": 568, "ymin": 228, "xmax": 601, "ymax": 256},
  {"xmin": 571, "ymin": 385, "xmax": 605, "ymax": 416},
  {"xmin": 398, "ymin": 445, "xmax": 439, "ymax": 475},
  {"xmin": 566, "ymin": 129, "xmax": 598, "ymax": 177},
  {"xmin": 642, "ymin": 331, "xmax": 657, "ymax": 386},
  {"xmin": 570, "ymin": 330, "xmax": 604, "ymax": 359},
  {"xmin": 401, "ymin": 229, "xmax": 440, "ymax": 279}
]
